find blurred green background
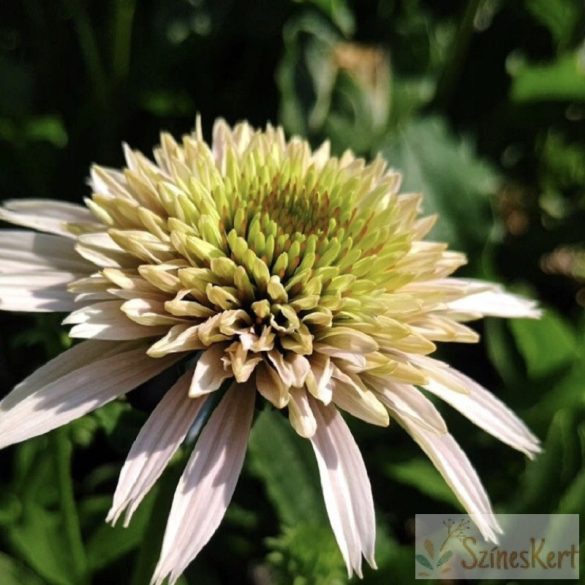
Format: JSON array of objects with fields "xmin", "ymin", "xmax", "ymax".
[{"xmin": 0, "ymin": 1, "xmax": 584, "ymax": 584}]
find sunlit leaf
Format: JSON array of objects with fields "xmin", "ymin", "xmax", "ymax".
[
  {"xmin": 382, "ymin": 118, "xmax": 497, "ymax": 253},
  {"xmin": 519, "ymin": 411, "xmax": 579, "ymax": 511},
  {"xmin": 295, "ymin": 0, "xmax": 355, "ymax": 36},
  {"xmin": 385, "ymin": 458, "xmax": 462, "ymax": 510},
  {"xmin": 525, "ymin": 0, "xmax": 582, "ymax": 47},
  {"xmin": 509, "ymin": 309, "xmax": 578, "ymax": 378},
  {"xmin": 8, "ymin": 503, "xmax": 76, "ymax": 585},
  {"xmin": 511, "ymin": 52, "xmax": 585, "ymax": 102},
  {"xmin": 248, "ymin": 409, "xmax": 323, "ymax": 527},
  {"xmin": 0, "ymin": 552, "xmax": 44, "ymax": 585},
  {"xmin": 266, "ymin": 522, "xmax": 346, "ymax": 584},
  {"xmin": 85, "ymin": 484, "xmax": 158, "ymax": 571}
]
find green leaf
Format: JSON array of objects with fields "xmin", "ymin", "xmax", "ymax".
[
  {"xmin": 248, "ymin": 409, "xmax": 323, "ymax": 527},
  {"xmin": 525, "ymin": 0, "xmax": 582, "ymax": 47},
  {"xmin": 557, "ymin": 468, "xmax": 585, "ymax": 516},
  {"xmin": 511, "ymin": 52, "xmax": 585, "ymax": 102},
  {"xmin": 277, "ymin": 14, "xmax": 340, "ymax": 138},
  {"xmin": 85, "ymin": 483, "xmax": 158, "ymax": 572},
  {"xmin": 8, "ymin": 503, "xmax": 76, "ymax": 585},
  {"xmin": 266, "ymin": 522, "xmax": 346, "ymax": 584},
  {"xmin": 484, "ymin": 319, "xmax": 524, "ymax": 387},
  {"xmin": 4, "ymin": 437, "xmax": 80, "ymax": 585},
  {"xmin": 519, "ymin": 410, "xmax": 579, "ymax": 511},
  {"xmin": 277, "ymin": 13, "xmax": 392, "ymax": 151},
  {"xmin": 295, "ymin": 0, "xmax": 355, "ymax": 36},
  {"xmin": 385, "ymin": 458, "xmax": 462, "ymax": 510},
  {"xmin": 0, "ymin": 552, "xmax": 44, "ymax": 585},
  {"xmin": 509, "ymin": 309, "xmax": 578, "ymax": 378},
  {"xmin": 381, "ymin": 118, "xmax": 497, "ymax": 253}
]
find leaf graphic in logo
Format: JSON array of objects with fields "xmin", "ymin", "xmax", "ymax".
[
  {"xmin": 424, "ymin": 539, "xmax": 435, "ymax": 559},
  {"xmin": 416, "ymin": 555, "xmax": 434, "ymax": 571},
  {"xmin": 437, "ymin": 550, "xmax": 453, "ymax": 567}
]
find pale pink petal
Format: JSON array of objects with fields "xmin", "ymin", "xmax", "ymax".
[
  {"xmin": 369, "ymin": 379, "xmax": 447, "ymax": 435},
  {"xmin": 288, "ymin": 388, "xmax": 317, "ymax": 438},
  {"xmin": 0, "ymin": 199, "xmax": 97, "ymax": 237},
  {"xmin": 287, "ymin": 354, "xmax": 311, "ymax": 387},
  {"xmin": 305, "ymin": 353, "xmax": 333, "ymax": 404},
  {"xmin": 2, "ymin": 340, "xmax": 121, "ymax": 402},
  {"xmin": 152, "ymin": 382, "xmax": 255, "ymax": 585},
  {"xmin": 413, "ymin": 356, "xmax": 541, "ymax": 458},
  {"xmin": 108, "ymin": 370, "xmax": 207, "ymax": 526},
  {"xmin": 0, "ymin": 231, "xmax": 92, "ymax": 274},
  {"xmin": 309, "ymin": 398, "xmax": 376, "ymax": 578},
  {"xmin": 388, "ymin": 394, "xmax": 502, "ymax": 542},
  {"xmin": 267, "ymin": 350, "xmax": 295, "ymax": 386},
  {"xmin": 313, "ymin": 345, "xmax": 367, "ymax": 369},
  {"xmin": 64, "ymin": 301, "xmax": 168, "ymax": 340},
  {"xmin": 0, "ymin": 343, "xmax": 181, "ymax": 449},
  {"xmin": 330, "ymin": 366, "xmax": 389, "ymax": 427},
  {"xmin": 255, "ymin": 361, "xmax": 290, "ymax": 408},
  {"xmin": 446, "ymin": 289, "xmax": 541, "ymax": 319},
  {"xmin": 0, "ymin": 271, "xmax": 78, "ymax": 312},
  {"xmin": 189, "ymin": 344, "xmax": 231, "ymax": 397}
]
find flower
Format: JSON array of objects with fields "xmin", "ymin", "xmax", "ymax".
[{"xmin": 0, "ymin": 118, "xmax": 541, "ymax": 583}]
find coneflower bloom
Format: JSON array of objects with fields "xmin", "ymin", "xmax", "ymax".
[{"xmin": 0, "ymin": 119, "xmax": 540, "ymax": 583}]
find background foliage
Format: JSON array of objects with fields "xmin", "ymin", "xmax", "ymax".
[{"xmin": 0, "ymin": 1, "xmax": 584, "ymax": 584}]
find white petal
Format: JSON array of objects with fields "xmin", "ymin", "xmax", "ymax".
[
  {"xmin": 266, "ymin": 350, "xmax": 295, "ymax": 386},
  {"xmin": 69, "ymin": 321, "xmax": 168, "ymax": 340},
  {"xmin": 147, "ymin": 324, "xmax": 204, "ymax": 357},
  {"xmin": 121, "ymin": 297, "xmax": 184, "ymax": 326},
  {"xmin": 390, "ymin": 395, "xmax": 502, "ymax": 543},
  {"xmin": 0, "ymin": 199, "xmax": 97, "ymax": 237},
  {"xmin": 152, "ymin": 383, "xmax": 255, "ymax": 585},
  {"xmin": 414, "ymin": 356, "xmax": 541, "ymax": 458},
  {"xmin": 75, "ymin": 233, "xmax": 138, "ymax": 268},
  {"xmin": 331, "ymin": 366, "xmax": 389, "ymax": 427},
  {"xmin": 2, "ymin": 340, "xmax": 120, "ymax": 404},
  {"xmin": 313, "ymin": 346, "xmax": 367, "ymax": 369},
  {"xmin": 288, "ymin": 388, "xmax": 317, "ymax": 438},
  {"xmin": 0, "ymin": 271, "xmax": 77, "ymax": 312},
  {"xmin": 65, "ymin": 300, "xmax": 168, "ymax": 340},
  {"xmin": 446, "ymin": 289, "xmax": 541, "ymax": 319},
  {"xmin": 0, "ymin": 343, "xmax": 181, "ymax": 449},
  {"xmin": 108, "ymin": 370, "xmax": 207, "ymax": 526},
  {"xmin": 370, "ymin": 379, "xmax": 447, "ymax": 435},
  {"xmin": 90, "ymin": 165, "xmax": 130, "ymax": 197},
  {"xmin": 309, "ymin": 398, "xmax": 376, "ymax": 578},
  {"xmin": 287, "ymin": 354, "xmax": 311, "ymax": 387},
  {"xmin": 255, "ymin": 361, "xmax": 290, "ymax": 408},
  {"xmin": 0, "ymin": 231, "xmax": 92, "ymax": 274},
  {"xmin": 189, "ymin": 344, "xmax": 231, "ymax": 397},
  {"xmin": 306, "ymin": 353, "xmax": 333, "ymax": 404},
  {"xmin": 212, "ymin": 119, "xmax": 230, "ymax": 173}
]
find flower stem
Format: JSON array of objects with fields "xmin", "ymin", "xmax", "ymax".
[{"xmin": 53, "ymin": 429, "xmax": 88, "ymax": 584}]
